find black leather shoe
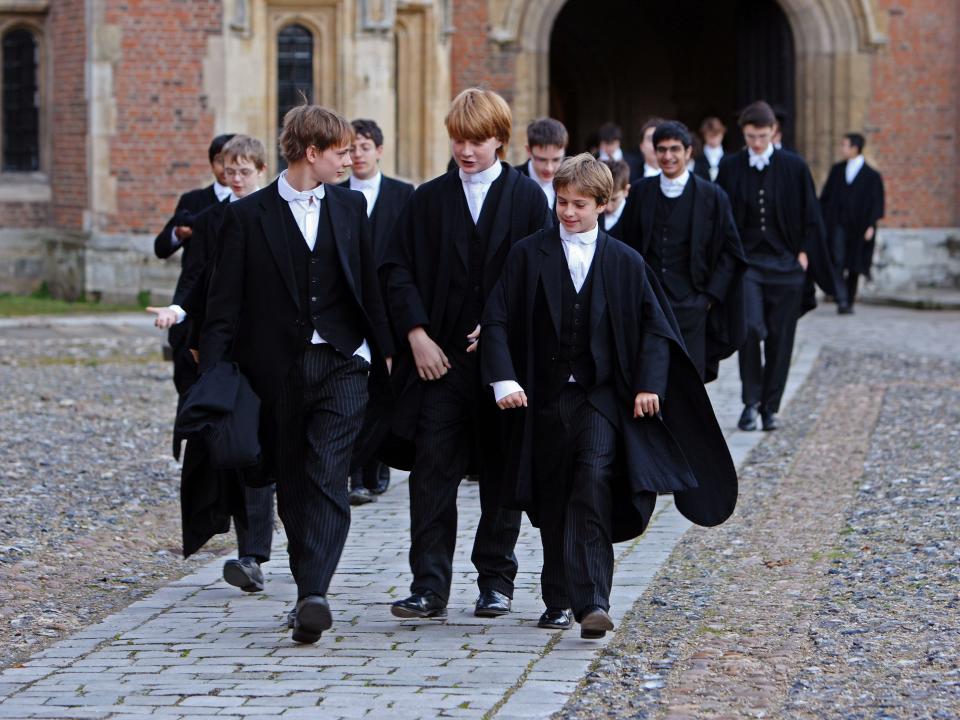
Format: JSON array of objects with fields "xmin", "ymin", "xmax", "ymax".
[
  {"xmin": 579, "ymin": 606, "xmax": 614, "ymax": 639},
  {"xmin": 474, "ymin": 589, "xmax": 511, "ymax": 617},
  {"xmin": 738, "ymin": 403, "xmax": 760, "ymax": 431},
  {"xmin": 348, "ymin": 487, "xmax": 377, "ymax": 506},
  {"xmin": 371, "ymin": 464, "xmax": 391, "ymax": 495},
  {"xmin": 222, "ymin": 556, "xmax": 264, "ymax": 593},
  {"xmin": 292, "ymin": 595, "xmax": 332, "ymax": 644},
  {"xmin": 837, "ymin": 304, "xmax": 854, "ymax": 315},
  {"xmin": 762, "ymin": 411, "xmax": 781, "ymax": 431},
  {"xmin": 391, "ymin": 591, "xmax": 447, "ymax": 619},
  {"xmin": 537, "ymin": 608, "xmax": 573, "ymax": 630},
  {"xmin": 286, "ymin": 608, "xmax": 296, "ymax": 629}
]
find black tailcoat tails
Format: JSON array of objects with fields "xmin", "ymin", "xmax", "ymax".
[
  {"xmin": 481, "ymin": 228, "xmax": 738, "ymax": 541},
  {"xmin": 716, "ymin": 148, "xmax": 836, "ymax": 309},
  {"xmin": 380, "ymin": 162, "xmax": 553, "ymax": 467},
  {"xmin": 620, "ymin": 174, "xmax": 747, "ymax": 383},
  {"xmin": 819, "ymin": 160, "xmax": 885, "ymax": 277}
]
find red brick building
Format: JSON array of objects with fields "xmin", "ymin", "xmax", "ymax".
[{"xmin": 0, "ymin": 0, "xmax": 956, "ymax": 300}]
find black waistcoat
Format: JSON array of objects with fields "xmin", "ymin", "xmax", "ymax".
[
  {"xmin": 648, "ymin": 183, "xmax": 695, "ymax": 300},
  {"xmin": 532, "ymin": 253, "xmax": 596, "ymax": 402},
  {"xmin": 282, "ymin": 199, "xmax": 364, "ymax": 355},
  {"xmin": 742, "ymin": 166, "xmax": 789, "ymax": 255},
  {"xmin": 448, "ymin": 173, "xmax": 507, "ymax": 352}
]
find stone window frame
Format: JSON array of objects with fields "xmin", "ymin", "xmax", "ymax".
[{"xmin": 0, "ymin": 12, "xmax": 50, "ymax": 204}]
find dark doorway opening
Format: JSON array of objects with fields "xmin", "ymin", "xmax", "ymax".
[{"xmin": 549, "ymin": 0, "xmax": 795, "ymax": 154}]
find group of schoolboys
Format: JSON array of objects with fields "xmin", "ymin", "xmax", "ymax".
[{"xmin": 159, "ymin": 87, "xmax": 907, "ymax": 646}]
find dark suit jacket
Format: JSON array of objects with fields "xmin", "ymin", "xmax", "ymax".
[
  {"xmin": 339, "ymin": 175, "xmax": 415, "ymax": 262},
  {"xmin": 693, "ymin": 153, "xmax": 724, "ymax": 181},
  {"xmin": 596, "ymin": 150, "xmax": 644, "ymax": 183},
  {"xmin": 716, "ymin": 148, "xmax": 836, "ymax": 301},
  {"xmin": 620, "ymin": 174, "xmax": 747, "ymax": 382},
  {"xmin": 380, "ymin": 162, "xmax": 552, "ymax": 455},
  {"xmin": 199, "ymin": 180, "xmax": 394, "ymax": 479},
  {"xmin": 481, "ymin": 228, "xmax": 738, "ymax": 538},
  {"xmin": 154, "ymin": 184, "xmax": 219, "ymax": 259},
  {"xmin": 820, "ymin": 160, "xmax": 885, "ymax": 276}
]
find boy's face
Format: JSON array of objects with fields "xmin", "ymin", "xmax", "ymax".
[
  {"xmin": 211, "ymin": 153, "xmax": 228, "ymax": 186},
  {"xmin": 223, "ymin": 156, "xmax": 262, "ymax": 198},
  {"xmin": 655, "ymin": 138, "xmax": 692, "ymax": 179},
  {"xmin": 451, "ymin": 137, "xmax": 501, "ymax": 174},
  {"xmin": 527, "ymin": 144, "xmax": 565, "ymax": 182},
  {"xmin": 349, "ymin": 134, "xmax": 383, "ymax": 180},
  {"xmin": 605, "ymin": 186, "xmax": 629, "ymax": 215},
  {"xmin": 742, "ymin": 123, "xmax": 774, "ymax": 155},
  {"xmin": 306, "ymin": 142, "xmax": 353, "ymax": 185},
  {"xmin": 640, "ymin": 127, "xmax": 658, "ymax": 166},
  {"xmin": 840, "ymin": 137, "xmax": 859, "ymax": 160},
  {"xmin": 704, "ymin": 131, "xmax": 724, "ymax": 148},
  {"xmin": 598, "ymin": 139, "xmax": 621, "ymax": 158},
  {"xmin": 556, "ymin": 187, "xmax": 605, "ymax": 234}
]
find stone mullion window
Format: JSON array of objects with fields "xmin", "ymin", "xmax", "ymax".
[
  {"xmin": 2, "ymin": 27, "xmax": 40, "ymax": 172},
  {"xmin": 276, "ymin": 23, "xmax": 314, "ymax": 169}
]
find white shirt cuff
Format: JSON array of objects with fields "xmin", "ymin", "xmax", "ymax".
[
  {"xmin": 491, "ymin": 380, "xmax": 524, "ymax": 403},
  {"xmin": 168, "ymin": 305, "xmax": 187, "ymax": 324},
  {"xmin": 170, "ymin": 227, "xmax": 181, "ymax": 248}
]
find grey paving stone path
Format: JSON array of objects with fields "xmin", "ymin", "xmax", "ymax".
[{"xmin": 0, "ymin": 317, "xmax": 821, "ymax": 720}]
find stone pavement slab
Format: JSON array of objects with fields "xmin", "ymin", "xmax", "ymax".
[{"xmin": 0, "ymin": 324, "xmax": 823, "ymax": 719}]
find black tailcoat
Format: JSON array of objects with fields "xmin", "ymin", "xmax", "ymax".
[
  {"xmin": 819, "ymin": 160, "xmax": 885, "ymax": 277},
  {"xmin": 339, "ymin": 175, "xmax": 415, "ymax": 262},
  {"xmin": 693, "ymin": 152, "xmax": 724, "ymax": 181},
  {"xmin": 514, "ymin": 161, "xmax": 531, "ymax": 177},
  {"xmin": 379, "ymin": 162, "xmax": 552, "ymax": 467},
  {"xmin": 154, "ymin": 184, "xmax": 219, "ymax": 259},
  {"xmin": 199, "ymin": 180, "xmax": 394, "ymax": 480},
  {"xmin": 481, "ymin": 228, "xmax": 738, "ymax": 540},
  {"xmin": 620, "ymin": 174, "xmax": 748, "ymax": 382},
  {"xmin": 716, "ymin": 148, "xmax": 836, "ymax": 307}
]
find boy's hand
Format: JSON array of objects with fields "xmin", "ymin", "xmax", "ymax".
[
  {"xmin": 408, "ymin": 327, "xmax": 451, "ymax": 381},
  {"xmin": 864, "ymin": 227, "xmax": 875, "ymax": 241},
  {"xmin": 465, "ymin": 325, "xmax": 481, "ymax": 353},
  {"xmin": 189, "ymin": 349, "xmax": 199, "ymax": 365},
  {"xmin": 797, "ymin": 251, "xmax": 809, "ymax": 271},
  {"xmin": 634, "ymin": 392, "xmax": 660, "ymax": 418},
  {"xmin": 174, "ymin": 225, "xmax": 193, "ymax": 241},
  {"xmin": 146, "ymin": 306, "xmax": 178, "ymax": 329},
  {"xmin": 497, "ymin": 391, "xmax": 528, "ymax": 410},
  {"xmin": 385, "ymin": 356, "xmax": 393, "ymax": 375}
]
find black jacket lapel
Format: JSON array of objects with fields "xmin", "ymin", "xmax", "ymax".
[
  {"xmin": 442, "ymin": 172, "xmax": 469, "ymax": 270},
  {"xmin": 639, "ymin": 180, "xmax": 657, "ymax": 254},
  {"xmin": 536, "ymin": 228, "xmax": 563, "ymax": 338},
  {"xmin": 259, "ymin": 181, "xmax": 300, "ymax": 311},
  {"xmin": 324, "ymin": 188, "xmax": 359, "ymax": 299},
  {"xmin": 590, "ymin": 232, "xmax": 609, "ymax": 333},
  {"xmin": 484, "ymin": 163, "xmax": 519, "ymax": 266}
]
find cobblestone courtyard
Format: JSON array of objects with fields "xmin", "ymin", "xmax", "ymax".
[{"xmin": 0, "ymin": 304, "xmax": 958, "ymax": 718}]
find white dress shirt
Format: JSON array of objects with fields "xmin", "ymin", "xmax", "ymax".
[
  {"xmin": 278, "ymin": 171, "xmax": 371, "ymax": 363},
  {"xmin": 643, "ymin": 163, "xmax": 661, "ymax": 178},
  {"xmin": 845, "ymin": 154, "xmax": 865, "ymax": 184},
  {"xmin": 598, "ymin": 147, "xmax": 624, "ymax": 162},
  {"xmin": 491, "ymin": 223, "xmax": 600, "ymax": 402},
  {"xmin": 659, "ymin": 170, "xmax": 690, "ymax": 199},
  {"xmin": 349, "ymin": 170, "xmax": 382, "ymax": 217},
  {"xmin": 527, "ymin": 159, "xmax": 556, "ymax": 207},
  {"xmin": 604, "ymin": 197, "xmax": 627, "ymax": 231},
  {"xmin": 460, "ymin": 161, "xmax": 503, "ymax": 224},
  {"xmin": 748, "ymin": 143, "xmax": 774, "ymax": 171},
  {"xmin": 704, "ymin": 145, "xmax": 724, "ymax": 182}
]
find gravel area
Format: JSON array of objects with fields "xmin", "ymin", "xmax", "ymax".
[
  {"xmin": 0, "ymin": 335, "xmax": 236, "ymax": 669},
  {"xmin": 559, "ymin": 346, "xmax": 960, "ymax": 719}
]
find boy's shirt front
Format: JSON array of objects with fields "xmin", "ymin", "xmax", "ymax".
[
  {"xmin": 349, "ymin": 170, "xmax": 382, "ymax": 217},
  {"xmin": 460, "ymin": 160, "xmax": 503, "ymax": 223}
]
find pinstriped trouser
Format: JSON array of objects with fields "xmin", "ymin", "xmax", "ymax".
[
  {"xmin": 274, "ymin": 344, "xmax": 369, "ymax": 599},
  {"xmin": 534, "ymin": 385, "xmax": 617, "ymax": 618}
]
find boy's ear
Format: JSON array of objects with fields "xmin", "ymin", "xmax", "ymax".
[{"xmin": 625, "ymin": 183, "xmax": 631, "ymax": 193}]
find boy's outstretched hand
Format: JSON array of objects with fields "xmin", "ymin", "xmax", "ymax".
[
  {"xmin": 634, "ymin": 392, "xmax": 660, "ymax": 418},
  {"xmin": 497, "ymin": 391, "xmax": 528, "ymax": 410}
]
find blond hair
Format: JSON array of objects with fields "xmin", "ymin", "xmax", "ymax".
[
  {"xmin": 279, "ymin": 104, "xmax": 353, "ymax": 163},
  {"xmin": 444, "ymin": 88, "xmax": 512, "ymax": 159},
  {"xmin": 553, "ymin": 153, "xmax": 614, "ymax": 205},
  {"xmin": 221, "ymin": 135, "xmax": 267, "ymax": 170}
]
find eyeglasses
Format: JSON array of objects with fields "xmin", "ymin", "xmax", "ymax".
[{"xmin": 224, "ymin": 167, "xmax": 256, "ymax": 178}]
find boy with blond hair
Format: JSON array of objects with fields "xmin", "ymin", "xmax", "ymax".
[
  {"xmin": 382, "ymin": 88, "xmax": 551, "ymax": 621},
  {"xmin": 481, "ymin": 154, "xmax": 737, "ymax": 638}
]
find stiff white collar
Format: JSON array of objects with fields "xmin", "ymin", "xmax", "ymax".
[
  {"xmin": 659, "ymin": 170, "xmax": 690, "ymax": 198},
  {"xmin": 459, "ymin": 161, "xmax": 502, "ymax": 185},
  {"xmin": 349, "ymin": 170, "xmax": 382, "ymax": 191},
  {"xmin": 748, "ymin": 143, "xmax": 774, "ymax": 170},
  {"xmin": 213, "ymin": 181, "xmax": 231, "ymax": 201},
  {"xmin": 559, "ymin": 224, "xmax": 599, "ymax": 246},
  {"xmin": 278, "ymin": 170, "xmax": 325, "ymax": 202}
]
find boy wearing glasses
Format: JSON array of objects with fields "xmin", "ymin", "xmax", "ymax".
[
  {"xmin": 619, "ymin": 121, "xmax": 745, "ymax": 382},
  {"xmin": 516, "ymin": 117, "xmax": 568, "ymax": 211}
]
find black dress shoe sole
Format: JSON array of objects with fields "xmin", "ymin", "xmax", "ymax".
[
  {"xmin": 580, "ymin": 610, "xmax": 614, "ymax": 639},
  {"xmin": 390, "ymin": 604, "xmax": 447, "ymax": 619},
  {"xmin": 537, "ymin": 615, "xmax": 572, "ymax": 630},
  {"xmin": 348, "ymin": 492, "xmax": 377, "ymax": 506},
  {"xmin": 223, "ymin": 563, "xmax": 263, "ymax": 593},
  {"xmin": 474, "ymin": 606, "xmax": 510, "ymax": 618},
  {"xmin": 292, "ymin": 600, "xmax": 333, "ymax": 644}
]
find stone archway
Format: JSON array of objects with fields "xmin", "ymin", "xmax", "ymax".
[{"xmin": 488, "ymin": 0, "xmax": 887, "ymax": 181}]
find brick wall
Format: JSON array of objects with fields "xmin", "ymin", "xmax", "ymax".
[
  {"xmin": 866, "ymin": 0, "xmax": 960, "ymax": 229},
  {"xmin": 0, "ymin": 201, "xmax": 51, "ymax": 228},
  {"xmin": 47, "ymin": 0, "xmax": 88, "ymax": 230},
  {"xmin": 105, "ymin": 0, "xmax": 222, "ymax": 234},
  {"xmin": 450, "ymin": 0, "xmax": 516, "ymax": 102}
]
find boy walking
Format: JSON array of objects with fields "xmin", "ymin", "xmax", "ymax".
[
  {"xmin": 516, "ymin": 117, "xmax": 568, "ymax": 210},
  {"xmin": 481, "ymin": 154, "xmax": 736, "ymax": 638},
  {"xmin": 382, "ymin": 88, "xmax": 551, "ymax": 620}
]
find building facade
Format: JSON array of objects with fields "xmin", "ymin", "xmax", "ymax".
[{"xmin": 0, "ymin": 0, "xmax": 957, "ymax": 302}]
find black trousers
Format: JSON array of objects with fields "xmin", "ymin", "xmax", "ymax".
[
  {"xmin": 845, "ymin": 271, "xmax": 861, "ymax": 306},
  {"xmin": 669, "ymin": 293, "xmax": 710, "ymax": 380},
  {"xmin": 739, "ymin": 272, "xmax": 804, "ymax": 413},
  {"xmin": 830, "ymin": 226, "xmax": 851, "ymax": 307},
  {"xmin": 407, "ymin": 352, "xmax": 521, "ymax": 601},
  {"xmin": 275, "ymin": 344, "xmax": 370, "ymax": 599},
  {"xmin": 534, "ymin": 385, "xmax": 617, "ymax": 618},
  {"xmin": 233, "ymin": 484, "xmax": 275, "ymax": 562}
]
